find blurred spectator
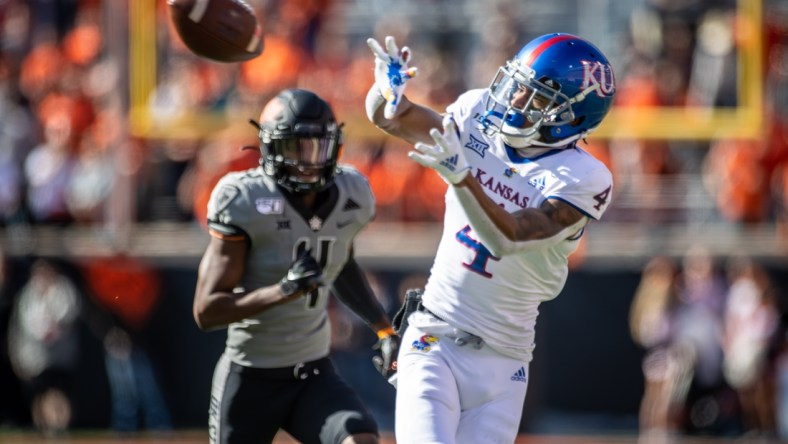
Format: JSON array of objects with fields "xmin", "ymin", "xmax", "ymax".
[
  {"xmin": 686, "ymin": 8, "xmax": 737, "ymax": 108},
  {"xmin": 609, "ymin": 139, "xmax": 684, "ymax": 224},
  {"xmin": 176, "ymin": 134, "xmax": 259, "ymax": 229},
  {"xmin": 237, "ymin": 1, "xmax": 313, "ymax": 103},
  {"xmin": 61, "ymin": 5, "xmax": 102, "ymax": 69},
  {"xmin": 773, "ymin": 160, "xmax": 788, "ymax": 244},
  {"xmin": 401, "ymin": 166, "xmax": 447, "ymax": 222},
  {"xmin": 0, "ymin": 246, "xmax": 27, "ymax": 427},
  {"xmin": 365, "ymin": 141, "xmax": 417, "ymax": 222},
  {"xmin": 138, "ymin": 139, "xmax": 199, "ymax": 222},
  {"xmin": 6, "ymin": 258, "xmax": 82, "ymax": 436},
  {"xmin": 672, "ymin": 246, "xmax": 734, "ymax": 435},
  {"xmin": 64, "ymin": 130, "xmax": 115, "ymax": 223},
  {"xmin": 79, "ymin": 253, "xmax": 172, "ymax": 434},
  {"xmin": 722, "ymin": 256, "xmax": 780, "ymax": 437},
  {"xmin": 18, "ymin": 40, "xmax": 62, "ymax": 105},
  {"xmin": 27, "ymin": 0, "xmax": 80, "ymax": 42},
  {"xmin": 0, "ymin": 55, "xmax": 34, "ymax": 225},
  {"xmin": 466, "ymin": 0, "xmax": 523, "ymax": 89},
  {"xmin": 0, "ymin": 1, "xmax": 33, "ymax": 60},
  {"xmin": 149, "ymin": 57, "xmax": 237, "ymax": 122},
  {"xmin": 23, "ymin": 113, "xmax": 77, "ymax": 224},
  {"xmin": 629, "ymin": 256, "xmax": 682, "ymax": 441},
  {"xmin": 34, "ymin": 62, "xmax": 95, "ymax": 139},
  {"xmin": 703, "ymin": 139, "xmax": 769, "ymax": 224},
  {"xmin": 778, "ymin": 330, "xmax": 788, "ymax": 441}
]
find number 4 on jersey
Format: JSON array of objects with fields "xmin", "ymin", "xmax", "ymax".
[
  {"xmin": 593, "ymin": 186, "xmax": 611, "ymax": 211},
  {"xmin": 456, "ymin": 226, "xmax": 500, "ymax": 278}
]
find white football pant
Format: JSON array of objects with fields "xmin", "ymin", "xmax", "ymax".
[{"xmin": 395, "ymin": 311, "xmax": 529, "ymax": 444}]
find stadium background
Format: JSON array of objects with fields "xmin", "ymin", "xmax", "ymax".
[{"xmin": 1, "ymin": 0, "xmax": 788, "ymax": 442}]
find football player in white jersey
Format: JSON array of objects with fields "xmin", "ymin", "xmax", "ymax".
[
  {"xmin": 193, "ymin": 89, "xmax": 399, "ymax": 444},
  {"xmin": 366, "ymin": 34, "xmax": 616, "ymax": 443}
]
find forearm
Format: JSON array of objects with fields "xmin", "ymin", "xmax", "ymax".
[
  {"xmin": 193, "ymin": 284, "xmax": 290, "ymax": 331},
  {"xmin": 332, "ymin": 257, "xmax": 392, "ymax": 335},
  {"xmin": 456, "ymin": 175, "xmax": 529, "ymax": 240},
  {"xmin": 365, "ymin": 86, "xmax": 442, "ymax": 146},
  {"xmin": 452, "ymin": 177, "xmax": 587, "ymax": 256}
]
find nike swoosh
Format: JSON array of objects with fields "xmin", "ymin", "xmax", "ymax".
[
  {"xmin": 287, "ymin": 270, "xmax": 318, "ymax": 280},
  {"xmin": 337, "ymin": 220, "xmax": 354, "ymax": 228}
]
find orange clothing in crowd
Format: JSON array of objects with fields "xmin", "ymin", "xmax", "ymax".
[{"xmin": 81, "ymin": 255, "xmax": 161, "ymax": 330}]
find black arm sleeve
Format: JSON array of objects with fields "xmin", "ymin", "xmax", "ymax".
[{"xmin": 331, "ymin": 255, "xmax": 388, "ymax": 327}]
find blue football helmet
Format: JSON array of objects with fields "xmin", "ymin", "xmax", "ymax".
[{"xmin": 482, "ymin": 33, "xmax": 616, "ymax": 148}]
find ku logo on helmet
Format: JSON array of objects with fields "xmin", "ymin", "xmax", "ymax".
[{"xmin": 581, "ymin": 60, "xmax": 615, "ymax": 97}]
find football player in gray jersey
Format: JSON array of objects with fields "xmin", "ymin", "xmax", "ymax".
[{"xmin": 194, "ymin": 89, "xmax": 399, "ymax": 444}]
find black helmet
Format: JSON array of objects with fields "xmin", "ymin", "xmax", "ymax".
[{"xmin": 253, "ymin": 89, "xmax": 343, "ymax": 193}]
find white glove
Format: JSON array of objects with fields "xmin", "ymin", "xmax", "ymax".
[
  {"xmin": 367, "ymin": 36, "xmax": 418, "ymax": 119},
  {"xmin": 408, "ymin": 118, "xmax": 470, "ymax": 185}
]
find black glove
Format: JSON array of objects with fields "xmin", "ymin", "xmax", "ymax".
[
  {"xmin": 279, "ymin": 249, "xmax": 324, "ymax": 297},
  {"xmin": 372, "ymin": 333, "xmax": 400, "ymax": 379}
]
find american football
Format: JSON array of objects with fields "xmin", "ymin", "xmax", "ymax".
[{"xmin": 167, "ymin": 0, "xmax": 264, "ymax": 63}]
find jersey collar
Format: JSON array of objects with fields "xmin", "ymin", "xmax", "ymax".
[{"xmin": 503, "ymin": 143, "xmax": 574, "ymax": 164}]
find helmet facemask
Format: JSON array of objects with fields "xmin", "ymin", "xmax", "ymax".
[
  {"xmin": 259, "ymin": 121, "xmax": 342, "ymax": 194},
  {"xmin": 483, "ymin": 61, "xmax": 575, "ymax": 148},
  {"xmin": 253, "ymin": 89, "xmax": 344, "ymax": 194}
]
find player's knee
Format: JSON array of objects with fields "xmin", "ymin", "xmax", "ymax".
[
  {"xmin": 322, "ymin": 410, "xmax": 378, "ymax": 444},
  {"xmin": 341, "ymin": 432, "xmax": 378, "ymax": 444}
]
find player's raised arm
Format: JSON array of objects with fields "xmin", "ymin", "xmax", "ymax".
[{"xmin": 366, "ymin": 35, "xmax": 443, "ymax": 146}]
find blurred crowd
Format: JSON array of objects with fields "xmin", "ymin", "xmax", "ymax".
[
  {"xmin": 0, "ymin": 247, "xmax": 175, "ymax": 437},
  {"xmin": 0, "ymin": 0, "xmax": 785, "ymax": 233},
  {"xmin": 0, "ymin": 240, "xmax": 424, "ymax": 435},
  {"xmin": 629, "ymin": 248, "xmax": 788, "ymax": 441},
  {"xmin": 0, "ymin": 0, "xmax": 452, "ymax": 231}
]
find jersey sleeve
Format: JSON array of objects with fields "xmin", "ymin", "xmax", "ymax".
[
  {"xmin": 334, "ymin": 165, "xmax": 375, "ymax": 230},
  {"xmin": 206, "ymin": 173, "xmax": 253, "ymax": 240},
  {"xmin": 549, "ymin": 158, "xmax": 613, "ymax": 221}
]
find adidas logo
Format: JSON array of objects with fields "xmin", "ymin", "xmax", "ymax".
[
  {"xmin": 511, "ymin": 366, "xmax": 527, "ymax": 383},
  {"xmin": 343, "ymin": 199, "xmax": 360, "ymax": 211},
  {"xmin": 528, "ymin": 176, "xmax": 546, "ymax": 191},
  {"xmin": 440, "ymin": 155, "xmax": 459, "ymax": 171}
]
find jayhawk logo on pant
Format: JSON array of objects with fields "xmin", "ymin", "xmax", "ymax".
[{"xmin": 411, "ymin": 335, "xmax": 439, "ymax": 352}]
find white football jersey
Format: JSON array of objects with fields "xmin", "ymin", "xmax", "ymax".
[{"xmin": 420, "ymin": 88, "xmax": 613, "ymax": 362}]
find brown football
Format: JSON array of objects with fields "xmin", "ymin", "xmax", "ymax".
[{"xmin": 167, "ymin": 0, "xmax": 264, "ymax": 63}]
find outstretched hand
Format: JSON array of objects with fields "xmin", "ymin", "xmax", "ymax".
[
  {"xmin": 409, "ymin": 118, "xmax": 471, "ymax": 185},
  {"xmin": 367, "ymin": 36, "xmax": 418, "ymax": 119}
]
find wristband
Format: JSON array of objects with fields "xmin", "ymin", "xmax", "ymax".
[
  {"xmin": 376, "ymin": 326, "xmax": 396, "ymax": 339},
  {"xmin": 279, "ymin": 279, "xmax": 299, "ymax": 297}
]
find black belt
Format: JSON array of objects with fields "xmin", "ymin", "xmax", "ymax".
[
  {"xmin": 416, "ymin": 301, "xmax": 443, "ymax": 321},
  {"xmin": 233, "ymin": 357, "xmax": 332, "ymax": 381}
]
